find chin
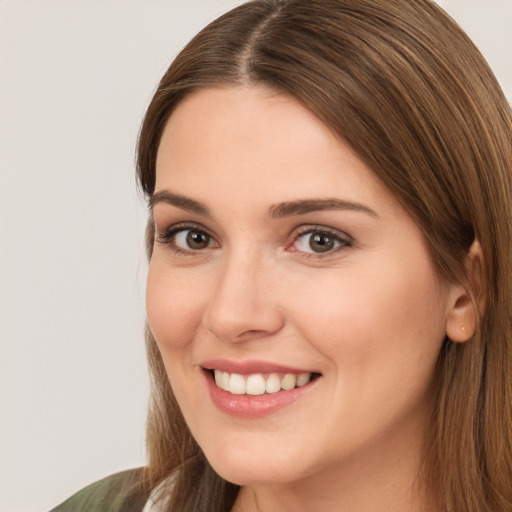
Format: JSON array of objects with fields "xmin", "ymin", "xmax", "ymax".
[
  {"xmin": 201, "ymin": 437, "xmax": 311, "ymax": 486},
  {"xmin": 210, "ymin": 459, "xmax": 297, "ymax": 487}
]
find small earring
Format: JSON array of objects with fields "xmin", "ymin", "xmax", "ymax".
[{"xmin": 461, "ymin": 326, "xmax": 466, "ymax": 333}]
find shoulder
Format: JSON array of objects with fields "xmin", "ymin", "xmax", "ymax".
[{"xmin": 49, "ymin": 468, "xmax": 150, "ymax": 512}]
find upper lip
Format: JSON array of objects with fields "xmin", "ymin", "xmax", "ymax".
[{"xmin": 200, "ymin": 358, "xmax": 317, "ymax": 375}]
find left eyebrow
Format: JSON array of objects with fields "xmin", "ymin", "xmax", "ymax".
[
  {"xmin": 149, "ymin": 190, "xmax": 212, "ymax": 217},
  {"xmin": 268, "ymin": 198, "xmax": 379, "ymax": 219}
]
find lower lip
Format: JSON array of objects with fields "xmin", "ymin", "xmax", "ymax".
[{"xmin": 203, "ymin": 370, "xmax": 318, "ymax": 418}]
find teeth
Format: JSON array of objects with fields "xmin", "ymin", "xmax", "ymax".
[
  {"xmin": 213, "ymin": 370, "xmax": 313, "ymax": 395},
  {"xmin": 230, "ymin": 373, "xmax": 246, "ymax": 395},
  {"xmin": 281, "ymin": 374, "xmax": 296, "ymax": 390},
  {"xmin": 221, "ymin": 372, "xmax": 230, "ymax": 391},
  {"xmin": 265, "ymin": 373, "xmax": 281, "ymax": 394},
  {"xmin": 296, "ymin": 372, "xmax": 310, "ymax": 387},
  {"xmin": 246, "ymin": 374, "xmax": 266, "ymax": 395}
]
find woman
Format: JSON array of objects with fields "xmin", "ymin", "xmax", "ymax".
[{"xmin": 51, "ymin": 0, "xmax": 512, "ymax": 511}]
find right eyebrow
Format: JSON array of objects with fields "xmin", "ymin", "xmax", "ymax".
[
  {"xmin": 149, "ymin": 190, "xmax": 212, "ymax": 217},
  {"xmin": 268, "ymin": 198, "xmax": 379, "ymax": 219}
]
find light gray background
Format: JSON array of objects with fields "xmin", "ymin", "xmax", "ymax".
[{"xmin": 0, "ymin": 1, "xmax": 510, "ymax": 511}]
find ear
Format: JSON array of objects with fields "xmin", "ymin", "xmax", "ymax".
[{"xmin": 445, "ymin": 239, "xmax": 484, "ymax": 343}]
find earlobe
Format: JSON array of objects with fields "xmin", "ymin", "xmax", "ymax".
[
  {"xmin": 445, "ymin": 294, "xmax": 477, "ymax": 342},
  {"xmin": 445, "ymin": 239, "xmax": 484, "ymax": 343}
]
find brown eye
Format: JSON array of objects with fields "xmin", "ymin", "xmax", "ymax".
[
  {"xmin": 182, "ymin": 230, "xmax": 211, "ymax": 250},
  {"xmin": 170, "ymin": 229, "xmax": 215, "ymax": 251},
  {"xmin": 292, "ymin": 228, "xmax": 351, "ymax": 256},
  {"xmin": 309, "ymin": 233, "xmax": 335, "ymax": 253}
]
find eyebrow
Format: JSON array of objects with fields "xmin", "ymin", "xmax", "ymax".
[
  {"xmin": 269, "ymin": 198, "xmax": 379, "ymax": 219},
  {"xmin": 150, "ymin": 190, "xmax": 378, "ymax": 219},
  {"xmin": 150, "ymin": 190, "xmax": 212, "ymax": 217}
]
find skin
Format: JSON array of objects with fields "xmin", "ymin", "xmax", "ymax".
[{"xmin": 146, "ymin": 86, "xmax": 471, "ymax": 512}]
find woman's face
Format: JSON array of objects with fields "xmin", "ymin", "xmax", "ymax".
[{"xmin": 147, "ymin": 86, "xmax": 458, "ymax": 487}]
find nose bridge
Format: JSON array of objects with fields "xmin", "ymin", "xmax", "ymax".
[{"xmin": 203, "ymin": 244, "xmax": 283, "ymax": 342}]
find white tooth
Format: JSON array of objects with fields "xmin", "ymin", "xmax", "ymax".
[
  {"xmin": 221, "ymin": 371, "xmax": 231, "ymax": 391},
  {"xmin": 265, "ymin": 373, "xmax": 281, "ymax": 394},
  {"xmin": 246, "ymin": 374, "xmax": 266, "ymax": 395},
  {"xmin": 214, "ymin": 370, "xmax": 223, "ymax": 387},
  {"xmin": 296, "ymin": 372, "xmax": 311, "ymax": 387},
  {"xmin": 281, "ymin": 373, "xmax": 297, "ymax": 391},
  {"xmin": 230, "ymin": 373, "xmax": 246, "ymax": 395}
]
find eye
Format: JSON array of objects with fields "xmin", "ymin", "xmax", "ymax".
[
  {"xmin": 156, "ymin": 224, "xmax": 218, "ymax": 253},
  {"xmin": 174, "ymin": 229, "xmax": 213, "ymax": 250},
  {"xmin": 290, "ymin": 227, "xmax": 351, "ymax": 255}
]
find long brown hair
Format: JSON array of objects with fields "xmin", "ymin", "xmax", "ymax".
[{"xmin": 136, "ymin": 1, "xmax": 512, "ymax": 510}]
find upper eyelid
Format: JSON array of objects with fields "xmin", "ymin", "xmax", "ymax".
[
  {"xmin": 156, "ymin": 221, "xmax": 213, "ymax": 237},
  {"xmin": 155, "ymin": 221, "xmax": 353, "ymax": 249},
  {"xmin": 156, "ymin": 222, "xmax": 350, "ymax": 236},
  {"xmin": 287, "ymin": 225, "xmax": 353, "ymax": 256},
  {"xmin": 155, "ymin": 224, "xmax": 218, "ymax": 255},
  {"xmin": 292, "ymin": 224, "xmax": 352, "ymax": 241}
]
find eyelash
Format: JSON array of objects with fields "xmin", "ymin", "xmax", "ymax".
[
  {"xmin": 289, "ymin": 226, "xmax": 352, "ymax": 259},
  {"xmin": 155, "ymin": 223, "xmax": 353, "ymax": 259},
  {"xmin": 156, "ymin": 223, "xmax": 217, "ymax": 255}
]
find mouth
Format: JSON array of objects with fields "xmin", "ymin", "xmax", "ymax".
[
  {"xmin": 200, "ymin": 359, "xmax": 322, "ymax": 417},
  {"xmin": 208, "ymin": 369, "xmax": 320, "ymax": 396}
]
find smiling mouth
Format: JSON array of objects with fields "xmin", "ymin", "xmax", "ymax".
[{"xmin": 208, "ymin": 369, "xmax": 320, "ymax": 396}]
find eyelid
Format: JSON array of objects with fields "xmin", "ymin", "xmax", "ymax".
[
  {"xmin": 291, "ymin": 224, "xmax": 353, "ymax": 241},
  {"xmin": 155, "ymin": 221, "xmax": 209, "ymax": 239},
  {"xmin": 155, "ymin": 221, "xmax": 352, "ymax": 259},
  {"xmin": 155, "ymin": 222, "xmax": 219, "ymax": 252},
  {"xmin": 286, "ymin": 224, "xmax": 353, "ymax": 257}
]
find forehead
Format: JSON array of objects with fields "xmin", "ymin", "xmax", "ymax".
[
  {"xmin": 156, "ymin": 86, "xmax": 337, "ymax": 174},
  {"xmin": 155, "ymin": 86, "xmax": 390, "ymax": 210}
]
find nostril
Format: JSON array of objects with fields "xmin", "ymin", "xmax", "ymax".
[{"xmin": 235, "ymin": 329, "xmax": 271, "ymax": 341}]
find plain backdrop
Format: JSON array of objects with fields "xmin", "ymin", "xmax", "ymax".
[{"xmin": 0, "ymin": 1, "xmax": 510, "ymax": 511}]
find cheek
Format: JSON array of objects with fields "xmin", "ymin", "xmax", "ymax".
[
  {"xmin": 289, "ymin": 254, "xmax": 447, "ymax": 371},
  {"xmin": 288, "ymin": 257, "xmax": 447, "ymax": 444},
  {"xmin": 146, "ymin": 260, "xmax": 208, "ymax": 350}
]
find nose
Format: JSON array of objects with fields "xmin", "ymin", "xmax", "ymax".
[{"xmin": 202, "ymin": 249, "xmax": 285, "ymax": 343}]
